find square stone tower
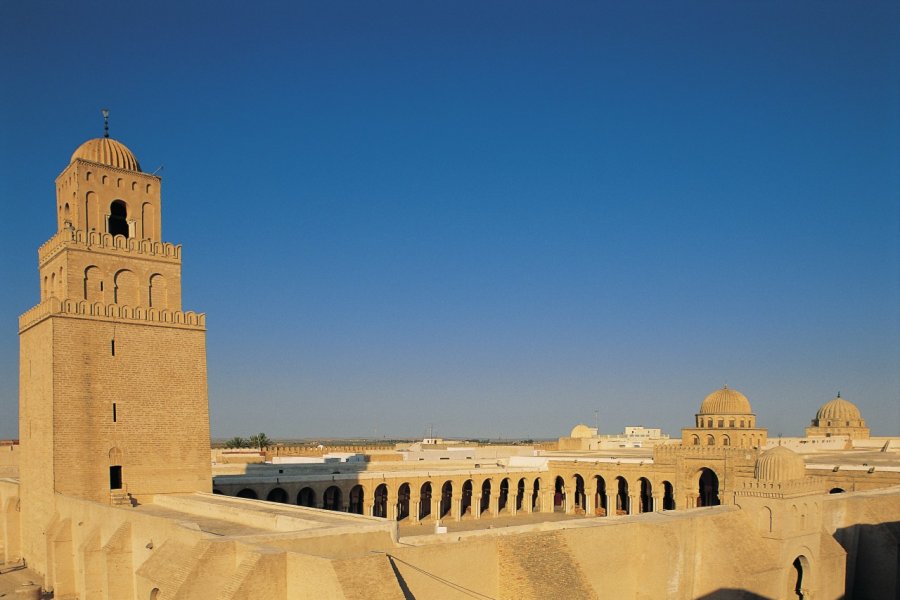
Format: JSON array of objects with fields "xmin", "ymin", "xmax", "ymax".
[{"xmin": 18, "ymin": 133, "xmax": 211, "ymax": 561}]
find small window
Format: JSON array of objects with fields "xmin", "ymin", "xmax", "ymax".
[
  {"xmin": 111, "ymin": 340, "xmax": 115, "ymax": 356},
  {"xmin": 112, "ymin": 403, "xmax": 117, "ymax": 422}
]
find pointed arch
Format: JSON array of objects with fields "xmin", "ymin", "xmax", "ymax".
[
  {"xmin": 149, "ymin": 273, "xmax": 168, "ymax": 309},
  {"xmin": 114, "ymin": 269, "xmax": 139, "ymax": 306}
]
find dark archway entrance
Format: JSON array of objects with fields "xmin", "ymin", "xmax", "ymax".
[
  {"xmin": 595, "ymin": 476, "xmax": 607, "ymax": 516},
  {"xmin": 323, "ymin": 486, "xmax": 342, "ymax": 511},
  {"xmin": 662, "ymin": 481, "xmax": 675, "ymax": 510},
  {"xmin": 297, "ymin": 487, "xmax": 315, "ymax": 507},
  {"xmin": 499, "ymin": 478, "xmax": 509, "ymax": 513},
  {"xmin": 480, "ymin": 480, "xmax": 491, "ymax": 516},
  {"xmin": 397, "ymin": 483, "xmax": 411, "ymax": 520},
  {"xmin": 266, "ymin": 487, "xmax": 288, "ymax": 503},
  {"xmin": 789, "ymin": 555, "xmax": 810, "ymax": 599},
  {"xmin": 420, "ymin": 482, "xmax": 432, "ymax": 519},
  {"xmin": 554, "ymin": 476, "xmax": 566, "ymax": 512},
  {"xmin": 532, "ymin": 478, "xmax": 541, "ymax": 511},
  {"xmin": 616, "ymin": 477, "xmax": 629, "ymax": 515},
  {"xmin": 349, "ymin": 485, "xmax": 364, "ymax": 514},
  {"xmin": 237, "ymin": 488, "xmax": 257, "ymax": 499},
  {"xmin": 516, "ymin": 479, "xmax": 526, "ymax": 511},
  {"xmin": 574, "ymin": 475, "xmax": 585, "ymax": 514},
  {"xmin": 440, "ymin": 481, "xmax": 452, "ymax": 519},
  {"xmin": 639, "ymin": 478, "xmax": 652, "ymax": 513},
  {"xmin": 698, "ymin": 468, "xmax": 720, "ymax": 507},
  {"xmin": 374, "ymin": 484, "xmax": 388, "ymax": 518},
  {"xmin": 461, "ymin": 480, "xmax": 474, "ymax": 517}
]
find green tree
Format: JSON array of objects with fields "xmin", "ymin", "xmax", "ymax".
[
  {"xmin": 249, "ymin": 433, "xmax": 272, "ymax": 449},
  {"xmin": 224, "ymin": 436, "xmax": 247, "ymax": 449}
]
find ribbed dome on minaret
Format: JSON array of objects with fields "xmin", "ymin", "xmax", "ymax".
[{"xmin": 70, "ymin": 137, "xmax": 141, "ymax": 172}]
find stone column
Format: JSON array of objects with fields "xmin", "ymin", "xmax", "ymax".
[
  {"xmin": 452, "ymin": 495, "xmax": 462, "ymax": 522},
  {"xmin": 473, "ymin": 494, "xmax": 482, "ymax": 520},
  {"xmin": 431, "ymin": 497, "xmax": 441, "ymax": 521},
  {"xmin": 606, "ymin": 494, "xmax": 615, "ymax": 517},
  {"xmin": 584, "ymin": 490, "xmax": 595, "ymax": 516},
  {"xmin": 542, "ymin": 490, "xmax": 554, "ymax": 513},
  {"xmin": 364, "ymin": 500, "xmax": 375, "ymax": 517},
  {"xmin": 629, "ymin": 494, "xmax": 638, "ymax": 515},
  {"xmin": 388, "ymin": 502, "xmax": 397, "ymax": 521},
  {"xmin": 565, "ymin": 488, "xmax": 575, "ymax": 514},
  {"xmin": 410, "ymin": 494, "xmax": 421, "ymax": 523},
  {"xmin": 490, "ymin": 493, "xmax": 500, "ymax": 517},
  {"xmin": 652, "ymin": 493, "xmax": 662, "ymax": 512}
]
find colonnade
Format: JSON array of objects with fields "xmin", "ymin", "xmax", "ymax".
[{"xmin": 214, "ymin": 466, "xmax": 722, "ymax": 522}]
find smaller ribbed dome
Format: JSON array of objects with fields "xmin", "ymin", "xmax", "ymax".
[
  {"xmin": 816, "ymin": 396, "xmax": 862, "ymax": 421},
  {"xmin": 755, "ymin": 446, "xmax": 806, "ymax": 482},
  {"xmin": 570, "ymin": 424, "xmax": 597, "ymax": 439},
  {"xmin": 699, "ymin": 386, "xmax": 752, "ymax": 415},
  {"xmin": 70, "ymin": 137, "xmax": 140, "ymax": 172}
]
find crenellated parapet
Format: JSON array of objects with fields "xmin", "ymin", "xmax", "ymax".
[
  {"xmin": 38, "ymin": 226, "xmax": 181, "ymax": 266},
  {"xmin": 653, "ymin": 444, "xmax": 758, "ymax": 459},
  {"xmin": 19, "ymin": 297, "xmax": 205, "ymax": 333}
]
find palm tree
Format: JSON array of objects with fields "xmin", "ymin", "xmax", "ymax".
[
  {"xmin": 249, "ymin": 433, "xmax": 271, "ymax": 449},
  {"xmin": 224, "ymin": 436, "xmax": 247, "ymax": 449}
]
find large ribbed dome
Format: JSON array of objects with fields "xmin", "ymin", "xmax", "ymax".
[
  {"xmin": 570, "ymin": 424, "xmax": 597, "ymax": 439},
  {"xmin": 70, "ymin": 137, "xmax": 140, "ymax": 172},
  {"xmin": 755, "ymin": 446, "xmax": 806, "ymax": 482},
  {"xmin": 816, "ymin": 396, "xmax": 862, "ymax": 421},
  {"xmin": 699, "ymin": 386, "xmax": 752, "ymax": 415}
]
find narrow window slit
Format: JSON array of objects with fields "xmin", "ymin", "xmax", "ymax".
[
  {"xmin": 112, "ymin": 403, "xmax": 117, "ymax": 422},
  {"xmin": 111, "ymin": 339, "xmax": 115, "ymax": 356}
]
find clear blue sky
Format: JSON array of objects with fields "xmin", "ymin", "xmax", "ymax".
[{"xmin": 1, "ymin": 1, "xmax": 898, "ymax": 440}]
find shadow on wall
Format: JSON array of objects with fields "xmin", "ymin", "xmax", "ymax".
[
  {"xmin": 833, "ymin": 520, "xmax": 900, "ymax": 599},
  {"xmin": 696, "ymin": 591, "xmax": 771, "ymax": 600}
]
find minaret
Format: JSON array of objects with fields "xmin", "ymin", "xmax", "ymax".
[{"xmin": 18, "ymin": 122, "xmax": 211, "ymax": 567}]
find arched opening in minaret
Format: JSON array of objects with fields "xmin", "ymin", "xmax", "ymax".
[{"xmin": 108, "ymin": 200, "xmax": 129, "ymax": 237}]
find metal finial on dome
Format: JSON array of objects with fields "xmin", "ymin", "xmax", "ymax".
[
  {"xmin": 101, "ymin": 108, "xmax": 110, "ymax": 138},
  {"xmin": 837, "ymin": 391, "xmax": 841, "ymax": 398}
]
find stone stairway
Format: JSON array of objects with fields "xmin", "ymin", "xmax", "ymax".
[{"xmin": 110, "ymin": 490, "xmax": 135, "ymax": 507}]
